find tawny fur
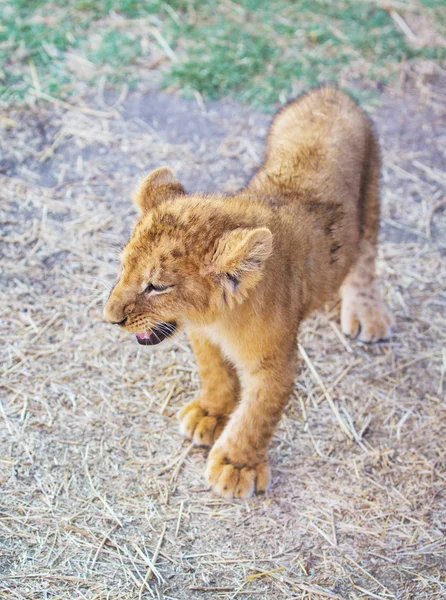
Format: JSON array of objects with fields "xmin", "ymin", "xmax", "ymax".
[{"xmin": 104, "ymin": 86, "xmax": 393, "ymax": 499}]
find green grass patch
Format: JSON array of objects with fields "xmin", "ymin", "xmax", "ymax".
[{"xmin": 0, "ymin": 0, "xmax": 445, "ymax": 110}]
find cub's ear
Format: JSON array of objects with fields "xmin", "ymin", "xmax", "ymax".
[
  {"xmin": 133, "ymin": 167, "xmax": 185, "ymax": 213},
  {"xmin": 212, "ymin": 227, "xmax": 273, "ymax": 304}
]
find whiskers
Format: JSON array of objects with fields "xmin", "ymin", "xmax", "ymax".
[
  {"xmin": 94, "ymin": 277, "xmax": 114, "ymax": 292},
  {"xmin": 75, "ymin": 276, "xmax": 115, "ymax": 314},
  {"xmin": 155, "ymin": 321, "xmax": 177, "ymax": 335},
  {"xmin": 96, "ymin": 237, "xmax": 126, "ymax": 253},
  {"xmin": 152, "ymin": 320, "xmax": 179, "ymax": 344}
]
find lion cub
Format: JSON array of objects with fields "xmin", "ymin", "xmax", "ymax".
[{"xmin": 104, "ymin": 86, "xmax": 393, "ymax": 498}]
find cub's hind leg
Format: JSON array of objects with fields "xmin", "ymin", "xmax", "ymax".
[
  {"xmin": 340, "ymin": 128, "xmax": 394, "ymax": 343},
  {"xmin": 340, "ymin": 239, "xmax": 394, "ymax": 342},
  {"xmin": 178, "ymin": 332, "xmax": 239, "ymax": 447}
]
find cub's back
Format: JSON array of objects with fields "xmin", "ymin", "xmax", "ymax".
[
  {"xmin": 249, "ymin": 86, "xmax": 374, "ymax": 204},
  {"xmin": 245, "ymin": 87, "xmax": 379, "ymax": 313}
]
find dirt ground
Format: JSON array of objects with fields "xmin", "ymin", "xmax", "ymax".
[{"xmin": 1, "ymin": 85, "xmax": 445, "ymax": 599}]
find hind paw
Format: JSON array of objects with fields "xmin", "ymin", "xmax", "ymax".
[{"xmin": 341, "ymin": 294, "xmax": 394, "ymax": 343}]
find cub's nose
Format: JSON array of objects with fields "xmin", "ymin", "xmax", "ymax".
[
  {"xmin": 104, "ymin": 288, "xmax": 135, "ymax": 325},
  {"xmin": 110, "ymin": 317, "xmax": 127, "ymax": 326},
  {"xmin": 103, "ymin": 299, "xmax": 127, "ymax": 325}
]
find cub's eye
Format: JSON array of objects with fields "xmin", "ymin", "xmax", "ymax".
[{"xmin": 144, "ymin": 283, "xmax": 171, "ymax": 294}]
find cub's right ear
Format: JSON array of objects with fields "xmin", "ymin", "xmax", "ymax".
[{"xmin": 133, "ymin": 167, "xmax": 185, "ymax": 213}]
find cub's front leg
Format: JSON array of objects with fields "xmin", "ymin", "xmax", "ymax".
[
  {"xmin": 206, "ymin": 349, "xmax": 297, "ymax": 499},
  {"xmin": 178, "ymin": 331, "xmax": 239, "ymax": 447}
]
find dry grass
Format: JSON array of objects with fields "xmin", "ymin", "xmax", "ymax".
[{"xmin": 1, "ymin": 86, "xmax": 445, "ymax": 599}]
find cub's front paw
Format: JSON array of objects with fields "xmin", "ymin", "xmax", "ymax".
[
  {"xmin": 205, "ymin": 446, "xmax": 271, "ymax": 499},
  {"xmin": 177, "ymin": 399, "xmax": 227, "ymax": 447}
]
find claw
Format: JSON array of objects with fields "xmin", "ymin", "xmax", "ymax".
[{"xmin": 206, "ymin": 446, "xmax": 271, "ymax": 499}]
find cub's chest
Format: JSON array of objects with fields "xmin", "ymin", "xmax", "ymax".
[{"xmin": 196, "ymin": 323, "xmax": 241, "ymax": 364}]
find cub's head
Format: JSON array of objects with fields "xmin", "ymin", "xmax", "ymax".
[{"xmin": 104, "ymin": 167, "xmax": 272, "ymax": 346}]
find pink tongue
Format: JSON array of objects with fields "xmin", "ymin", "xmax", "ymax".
[{"xmin": 137, "ymin": 330, "xmax": 152, "ymax": 340}]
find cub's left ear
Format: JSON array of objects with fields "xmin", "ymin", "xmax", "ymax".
[
  {"xmin": 212, "ymin": 227, "xmax": 273, "ymax": 302},
  {"xmin": 133, "ymin": 167, "xmax": 185, "ymax": 213}
]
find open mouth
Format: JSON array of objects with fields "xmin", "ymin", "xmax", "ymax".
[{"xmin": 135, "ymin": 321, "xmax": 177, "ymax": 346}]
